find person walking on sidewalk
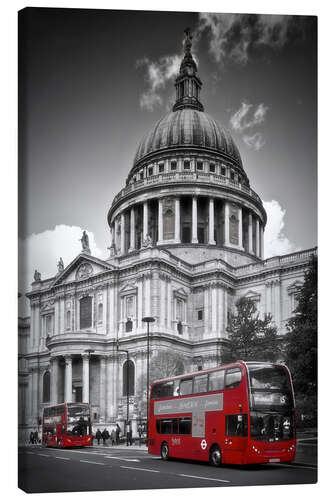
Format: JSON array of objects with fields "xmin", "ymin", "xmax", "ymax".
[
  {"xmin": 116, "ymin": 424, "xmax": 121, "ymax": 445},
  {"xmin": 95, "ymin": 429, "xmax": 102, "ymax": 445},
  {"xmin": 102, "ymin": 428, "xmax": 109, "ymax": 445},
  {"xmin": 111, "ymin": 429, "xmax": 116, "ymax": 446}
]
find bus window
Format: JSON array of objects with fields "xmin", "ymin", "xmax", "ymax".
[
  {"xmin": 179, "ymin": 378, "xmax": 193, "ymax": 395},
  {"xmin": 179, "ymin": 418, "xmax": 192, "ymax": 435},
  {"xmin": 226, "ymin": 414, "xmax": 248, "ymax": 437},
  {"xmin": 151, "ymin": 381, "xmax": 174, "ymax": 399},
  {"xmin": 193, "ymin": 373, "xmax": 208, "ymax": 393},
  {"xmin": 160, "ymin": 419, "xmax": 173, "ymax": 434},
  {"xmin": 208, "ymin": 370, "xmax": 225, "ymax": 391},
  {"xmin": 225, "ymin": 368, "xmax": 242, "ymax": 389}
]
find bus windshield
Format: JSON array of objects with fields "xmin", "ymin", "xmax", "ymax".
[
  {"xmin": 67, "ymin": 405, "xmax": 91, "ymax": 436},
  {"xmin": 247, "ymin": 364, "xmax": 295, "ymax": 442},
  {"xmin": 247, "ymin": 364, "xmax": 293, "ymax": 410}
]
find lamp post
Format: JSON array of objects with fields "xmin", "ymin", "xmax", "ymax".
[
  {"xmin": 116, "ymin": 340, "xmax": 130, "ymax": 446},
  {"xmin": 142, "ymin": 316, "xmax": 155, "ymax": 443}
]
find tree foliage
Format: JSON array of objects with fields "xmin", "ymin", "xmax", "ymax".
[
  {"xmin": 225, "ymin": 297, "xmax": 279, "ymax": 362},
  {"xmin": 137, "ymin": 350, "xmax": 185, "ymax": 415},
  {"xmin": 285, "ymin": 255, "xmax": 317, "ymax": 423}
]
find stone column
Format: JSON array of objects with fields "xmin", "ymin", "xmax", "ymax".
[
  {"xmin": 160, "ymin": 276, "xmax": 166, "ymax": 328},
  {"xmin": 224, "ymin": 288, "xmax": 228, "ymax": 337},
  {"xmin": 106, "ymin": 355, "xmax": 116, "ymax": 421},
  {"xmin": 120, "ymin": 212, "xmax": 126, "ymax": 254},
  {"xmin": 256, "ymin": 218, "xmax": 260, "ymax": 257},
  {"xmin": 64, "ymin": 355, "xmax": 72, "ymax": 403},
  {"xmin": 167, "ymin": 278, "xmax": 172, "ymax": 330},
  {"xmin": 143, "ymin": 201, "xmax": 148, "ymax": 239},
  {"xmin": 27, "ymin": 369, "xmax": 33, "ymax": 425},
  {"xmin": 224, "ymin": 202, "xmax": 230, "ymax": 246},
  {"xmin": 137, "ymin": 276, "xmax": 143, "ymax": 331},
  {"xmin": 191, "ymin": 196, "xmax": 198, "ymax": 243},
  {"xmin": 248, "ymin": 213, "xmax": 253, "ymax": 254},
  {"xmin": 238, "ymin": 206, "xmax": 243, "ymax": 249},
  {"xmin": 129, "ymin": 207, "xmax": 135, "ymax": 251},
  {"xmin": 50, "ymin": 356, "xmax": 59, "ymax": 405},
  {"xmin": 174, "ymin": 197, "xmax": 181, "ymax": 243},
  {"xmin": 99, "ymin": 356, "xmax": 107, "ymax": 422},
  {"xmin": 145, "ymin": 273, "xmax": 151, "ymax": 317},
  {"xmin": 260, "ymin": 225, "xmax": 265, "ymax": 259},
  {"xmin": 158, "ymin": 198, "xmax": 164, "ymax": 244},
  {"xmin": 211, "ymin": 286, "xmax": 217, "ymax": 334},
  {"xmin": 208, "ymin": 198, "xmax": 216, "ymax": 245},
  {"xmin": 204, "ymin": 287, "xmax": 209, "ymax": 335},
  {"xmin": 82, "ymin": 354, "xmax": 90, "ymax": 403}
]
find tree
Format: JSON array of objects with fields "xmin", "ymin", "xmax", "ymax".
[
  {"xmin": 225, "ymin": 297, "xmax": 279, "ymax": 362},
  {"xmin": 137, "ymin": 350, "xmax": 185, "ymax": 417},
  {"xmin": 285, "ymin": 255, "xmax": 317, "ymax": 425}
]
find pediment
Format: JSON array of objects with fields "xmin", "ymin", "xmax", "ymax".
[
  {"xmin": 174, "ymin": 287, "xmax": 188, "ymax": 298},
  {"xmin": 120, "ymin": 281, "xmax": 137, "ymax": 294},
  {"xmin": 51, "ymin": 253, "xmax": 115, "ymax": 287}
]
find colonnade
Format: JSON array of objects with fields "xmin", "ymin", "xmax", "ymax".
[{"xmin": 111, "ymin": 196, "xmax": 264, "ymax": 258}]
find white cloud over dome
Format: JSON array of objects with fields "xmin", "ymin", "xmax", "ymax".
[{"xmin": 263, "ymin": 200, "xmax": 299, "ymax": 258}]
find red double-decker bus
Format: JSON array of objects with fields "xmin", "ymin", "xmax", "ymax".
[
  {"xmin": 42, "ymin": 403, "xmax": 92, "ymax": 448},
  {"xmin": 148, "ymin": 361, "xmax": 296, "ymax": 466}
]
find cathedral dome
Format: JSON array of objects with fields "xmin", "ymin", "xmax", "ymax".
[{"xmin": 133, "ymin": 108, "xmax": 243, "ymax": 169}]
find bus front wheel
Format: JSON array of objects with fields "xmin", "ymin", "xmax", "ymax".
[
  {"xmin": 160, "ymin": 442, "xmax": 169, "ymax": 460},
  {"xmin": 210, "ymin": 445, "xmax": 222, "ymax": 467}
]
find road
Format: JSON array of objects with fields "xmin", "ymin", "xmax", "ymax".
[{"xmin": 18, "ymin": 443, "xmax": 317, "ymax": 493}]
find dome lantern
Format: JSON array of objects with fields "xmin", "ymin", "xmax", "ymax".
[{"xmin": 173, "ymin": 28, "xmax": 204, "ymax": 112}]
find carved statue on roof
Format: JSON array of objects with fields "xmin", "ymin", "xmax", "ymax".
[
  {"xmin": 57, "ymin": 257, "xmax": 64, "ymax": 273},
  {"xmin": 80, "ymin": 230, "xmax": 91, "ymax": 254},
  {"xmin": 33, "ymin": 269, "xmax": 41, "ymax": 282}
]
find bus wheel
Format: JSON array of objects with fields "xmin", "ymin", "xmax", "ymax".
[
  {"xmin": 160, "ymin": 442, "xmax": 169, "ymax": 461},
  {"xmin": 210, "ymin": 445, "xmax": 222, "ymax": 467}
]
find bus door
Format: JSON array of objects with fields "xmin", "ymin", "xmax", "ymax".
[{"xmin": 223, "ymin": 414, "xmax": 248, "ymax": 464}]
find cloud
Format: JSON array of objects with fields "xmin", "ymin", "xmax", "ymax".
[
  {"xmin": 230, "ymin": 102, "xmax": 268, "ymax": 132},
  {"xmin": 243, "ymin": 133, "xmax": 266, "ymax": 151},
  {"xmin": 263, "ymin": 200, "xmax": 299, "ymax": 258},
  {"xmin": 197, "ymin": 13, "xmax": 308, "ymax": 65},
  {"xmin": 18, "ymin": 225, "xmax": 104, "ymax": 316},
  {"xmin": 136, "ymin": 54, "xmax": 183, "ymax": 111}
]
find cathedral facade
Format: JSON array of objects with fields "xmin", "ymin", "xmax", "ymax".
[{"xmin": 18, "ymin": 33, "xmax": 316, "ymax": 441}]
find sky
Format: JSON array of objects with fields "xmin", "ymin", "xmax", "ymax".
[{"xmin": 18, "ymin": 8, "xmax": 317, "ymax": 315}]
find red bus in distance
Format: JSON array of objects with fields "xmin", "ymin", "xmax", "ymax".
[
  {"xmin": 148, "ymin": 361, "xmax": 296, "ymax": 466},
  {"xmin": 42, "ymin": 402, "xmax": 92, "ymax": 448}
]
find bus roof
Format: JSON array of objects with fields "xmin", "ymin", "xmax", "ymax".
[{"xmin": 150, "ymin": 361, "xmax": 285, "ymax": 386}]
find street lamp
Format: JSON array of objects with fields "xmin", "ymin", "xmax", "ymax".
[
  {"xmin": 142, "ymin": 316, "xmax": 155, "ymax": 443},
  {"xmin": 116, "ymin": 340, "xmax": 130, "ymax": 446}
]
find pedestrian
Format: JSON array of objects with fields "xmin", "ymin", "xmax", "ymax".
[
  {"xmin": 34, "ymin": 430, "xmax": 38, "ymax": 444},
  {"xmin": 29, "ymin": 431, "xmax": 34, "ymax": 445},
  {"xmin": 129, "ymin": 428, "xmax": 133, "ymax": 446},
  {"xmin": 96, "ymin": 428, "xmax": 102, "ymax": 445},
  {"xmin": 116, "ymin": 423, "xmax": 121, "ymax": 445},
  {"xmin": 111, "ymin": 429, "xmax": 116, "ymax": 446},
  {"xmin": 102, "ymin": 428, "xmax": 109, "ymax": 446}
]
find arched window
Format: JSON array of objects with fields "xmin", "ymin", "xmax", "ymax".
[
  {"xmin": 66, "ymin": 310, "xmax": 71, "ymax": 330},
  {"xmin": 123, "ymin": 360, "xmax": 135, "ymax": 396},
  {"xmin": 98, "ymin": 303, "xmax": 103, "ymax": 323},
  {"xmin": 125, "ymin": 319, "xmax": 133, "ymax": 332},
  {"xmin": 80, "ymin": 296, "xmax": 92, "ymax": 329},
  {"xmin": 43, "ymin": 371, "xmax": 50, "ymax": 402}
]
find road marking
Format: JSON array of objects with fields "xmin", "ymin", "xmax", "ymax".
[
  {"xmin": 274, "ymin": 463, "xmax": 317, "ymax": 470},
  {"xmin": 38, "ymin": 454, "xmax": 51, "ymax": 457},
  {"xmin": 179, "ymin": 474, "xmax": 230, "ymax": 483},
  {"xmin": 80, "ymin": 460, "xmax": 105, "ymax": 465},
  {"xmin": 120, "ymin": 466, "xmax": 160, "ymax": 473},
  {"xmin": 55, "ymin": 456, "xmax": 70, "ymax": 460},
  {"xmin": 104, "ymin": 456, "xmax": 140, "ymax": 462},
  {"xmin": 25, "ymin": 452, "xmax": 35, "ymax": 455}
]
